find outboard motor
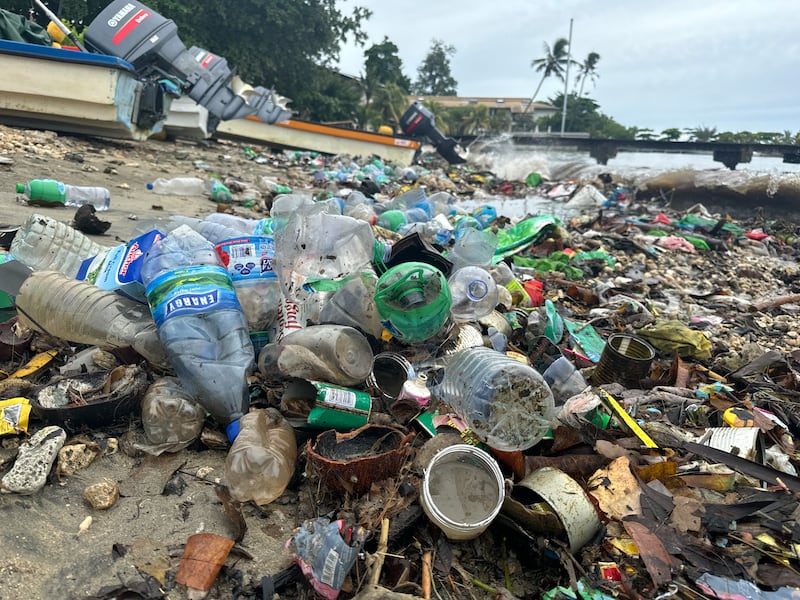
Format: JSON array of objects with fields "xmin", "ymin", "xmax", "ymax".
[
  {"xmin": 400, "ymin": 102, "xmax": 467, "ymax": 164},
  {"xmin": 84, "ymin": 0, "xmax": 290, "ymax": 131}
]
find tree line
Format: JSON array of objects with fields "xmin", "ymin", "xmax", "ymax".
[{"xmin": 6, "ymin": 0, "xmax": 798, "ymax": 144}]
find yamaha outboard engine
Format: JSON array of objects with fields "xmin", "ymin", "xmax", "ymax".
[
  {"xmin": 84, "ymin": 0, "xmax": 290, "ymax": 131},
  {"xmin": 400, "ymin": 102, "xmax": 467, "ymax": 164}
]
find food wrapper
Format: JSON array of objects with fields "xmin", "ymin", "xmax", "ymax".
[
  {"xmin": 285, "ymin": 517, "xmax": 367, "ymax": 600},
  {"xmin": 0, "ymin": 397, "xmax": 31, "ymax": 435}
]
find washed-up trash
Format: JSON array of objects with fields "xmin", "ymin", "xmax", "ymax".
[
  {"xmin": 32, "ymin": 365, "xmax": 149, "ymax": 430},
  {"xmin": 0, "ymin": 397, "xmax": 30, "ymax": 435},
  {"xmin": 175, "ymin": 532, "xmax": 235, "ymax": 598},
  {"xmin": 636, "ymin": 320, "xmax": 713, "ymax": 359},
  {"xmin": 501, "ymin": 466, "xmax": 600, "ymax": 553},
  {"xmin": 286, "ymin": 517, "xmax": 368, "ymax": 600},
  {"xmin": 419, "ymin": 444, "xmax": 505, "ymax": 540},
  {"xmin": 306, "ymin": 424, "xmax": 413, "ymax": 495}
]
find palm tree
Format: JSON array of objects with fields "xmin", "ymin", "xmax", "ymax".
[
  {"xmin": 524, "ymin": 37, "xmax": 572, "ymax": 113},
  {"xmin": 369, "ymin": 82, "xmax": 409, "ymax": 131},
  {"xmin": 687, "ymin": 125, "xmax": 718, "ymax": 142},
  {"xmin": 574, "ymin": 52, "xmax": 600, "ymax": 97}
]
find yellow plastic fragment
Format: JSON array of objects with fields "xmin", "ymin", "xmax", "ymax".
[
  {"xmin": 9, "ymin": 349, "xmax": 59, "ymax": 379},
  {"xmin": 599, "ymin": 388, "xmax": 659, "ymax": 449}
]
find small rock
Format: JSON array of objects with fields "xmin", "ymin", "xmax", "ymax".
[
  {"xmin": 57, "ymin": 442, "xmax": 104, "ymax": 477},
  {"xmin": 0, "ymin": 426, "xmax": 66, "ymax": 494},
  {"xmin": 83, "ymin": 478, "xmax": 120, "ymax": 509}
]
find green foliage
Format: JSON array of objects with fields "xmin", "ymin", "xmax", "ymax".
[
  {"xmin": 368, "ymin": 82, "xmax": 409, "ymax": 130},
  {"xmin": 524, "ymin": 37, "xmax": 573, "ymax": 112},
  {"xmin": 535, "ymin": 93, "xmax": 628, "ymax": 138},
  {"xmin": 659, "ymin": 128, "xmax": 682, "ymax": 141},
  {"xmin": 159, "ymin": 0, "xmax": 369, "ymax": 117},
  {"xmin": 413, "ymin": 39, "xmax": 458, "ymax": 95},
  {"xmin": 686, "ymin": 125, "xmax": 718, "ymax": 142},
  {"xmin": 363, "ymin": 37, "xmax": 411, "ymax": 94},
  {"xmin": 574, "ymin": 52, "xmax": 600, "ymax": 97}
]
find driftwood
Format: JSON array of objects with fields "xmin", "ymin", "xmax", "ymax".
[{"xmin": 749, "ymin": 293, "xmax": 800, "ymax": 312}]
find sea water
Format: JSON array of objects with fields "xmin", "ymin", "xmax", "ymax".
[{"xmin": 458, "ymin": 142, "xmax": 800, "ymax": 220}]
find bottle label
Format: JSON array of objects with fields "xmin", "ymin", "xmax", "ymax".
[
  {"xmin": 77, "ymin": 229, "xmax": 164, "ymax": 303},
  {"xmin": 214, "ymin": 236, "xmax": 277, "ymax": 284},
  {"xmin": 306, "ymin": 381, "xmax": 371, "ymax": 430},
  {"xmin": 145, "ymin": 264, "xmax": 240, "ymax": 327}
]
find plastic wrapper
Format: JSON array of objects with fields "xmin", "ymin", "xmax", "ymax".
[
  {"xmin": 0, "ymin": 397, "xmax": 31, "ymax": 435},
  {"xmin": 285, "ymin": 517, "xmax": 367, "ymax": 600}
]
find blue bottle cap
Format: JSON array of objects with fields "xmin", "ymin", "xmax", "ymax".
[
  {"xmin": 226, "ymin": 418, "xmax": 241, "ymax": 443},
  {"xmin": 146, "ymin": 182, "xmax": 154, "ymax": 190}
]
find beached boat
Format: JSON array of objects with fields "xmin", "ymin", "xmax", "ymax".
[
  {"xmin": 215, "ymin": 115, "xmax": 421, "ymax": 166},
  {"xmin": 0, "ymin": 39, "xmax": 168, "ymax": 140}
]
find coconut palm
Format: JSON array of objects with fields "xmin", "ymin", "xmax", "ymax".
[
  {"xmin": 369, "ymin": 82, "xmax": 409, "ymax": 131},
  {"xmin": 574, "ymin": 52, "xmax": 600, "ymax": 97},
  {"xmin": 524, "ymin": 37, "xmax": 572, "ymax": 113},
  {"xmin": 687, "ymin": 125, "xmax": 718, "ymax": 142}
]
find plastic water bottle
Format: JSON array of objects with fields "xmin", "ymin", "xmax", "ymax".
[
  {"xmin": 257, "ymin": 324, "xmax": 374, "ymax": 387},
  {"xmin": 166, "ymin": 215, "xmax": 244, "ymax": 244},
  {"xmin": 146, "ymin": 177, "xmax": 206, "ymax": 196},
  {"xmin": 225, "ymin": 408, "xmax": 297, "ymax": 505},
  {"xmin": 433, "ymin": 347, "xmax": 555, "ymax": 451},
  {"xmin": 447, "ymin": 228, "xmax": 498, "ymax": 271},
  {"xmin": 140, "ymin": 377, "xmax": 206, "ymax": 454},
  {"xmin": 448, "ymin": 266, "xmax": 499, "ymax": 322},
  {"xmin": 14, "ymin": 270, "xmax": 169, "ymax": 368},
  {"xmin": 147, "ymin": 177, "xmax": 231, "ymax": 202},
  {"xmin": 141, "ymin": 225, "xmax": 255, "ymax": 442},
  {"xmin": 374, "ymin": 262, "xmax": 452, "ymax": 344},
  {"xmin": 16, "ymin": 179, "xmax": 111, "ymax": 211},
  {"xmin": 10, "ymin": 214, "xmax": 111, "ymax": 278},
  {"xmin": 204, "ymin": 213, "xmax": 264, "ymax": 235},
  {"xmin": 215, "ymin": 235, "xmax": 282, "ymax": 331},
  {"xmin": 274, "ymin": 205, "xmax": 376, "ymax": 301}
]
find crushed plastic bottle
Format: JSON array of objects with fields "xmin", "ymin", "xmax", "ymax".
[
  {"xmin": 141, "ymin": 225, "xmax": 255, "ymax": 441},
  {"xmin": 225, "ymin": 408, "xmax": 297, "ymax": 505}
]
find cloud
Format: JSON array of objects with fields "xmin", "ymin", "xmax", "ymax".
[{"xmin": 338, "ymin": 0, "xmax": 800, "ymax": 132}]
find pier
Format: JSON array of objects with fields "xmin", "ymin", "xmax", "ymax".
[{"xmin": 456, "ymin": 134, "xmax": 800, "ymax": 170}]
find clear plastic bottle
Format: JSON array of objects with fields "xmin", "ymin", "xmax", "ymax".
[
  {"xmin": 166, "ymin": 215, "xmax": 244, "ymax": 244},
  {"xmin": 433, "ymin": 347, "xmax": 555, "ymax": 451},
  {"xmin": 447, "ymin": 227, "xmax": 498, "ymax": 271},
  {"xmin": 14, "ymin": 270, "xmax": 168, "ymax": 368},
  {"xmin": 204, "ymin": 213, "xmax": 263, "ymax": 235},
  {"xmin": 146, "ymin": 177, "xmax": 206, "ymax": 196},
  {"xmin": 141, "ymin": 225, "xmax": 255, "ymax": 442},
  {"xmin": 448, "ymin": 266, "xmax": 499, "ymax": 322},
  {"xmin": 10, "ymin": 213, "xmax": 112, "ymax": 278},
  {"xmin": 274, "ymin": 204, "xmax": 376, "ymax": 301},
  {"xmin": 16, "ymin": 179, "xmax": 111, "ymax": 211},
  {"xmin": 318, "ymin": 273, "xmax": 384, "ymax": 339},
  {"xmin": 140, "ymin": 377, "xmax": 206, "ymax": 455},
  {"xmin": 225, "ymin": 408, "xmax": 297, "ymax": 505},
  {"xmin": 215, "ymin": 235, "xmax": 281, "ymax": 331},
  {"xmin": 257, "ymin": 324, "xmax": 374, "ymax": 387}
]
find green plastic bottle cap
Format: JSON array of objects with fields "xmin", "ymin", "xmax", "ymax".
[{"xmin": 15, "ymin": 183, "xmax": 24, "ymax": 193}]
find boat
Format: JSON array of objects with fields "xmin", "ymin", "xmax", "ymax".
[
  {"xmin": 214, "ymin": 115, "xmax": 421, "ymax": 166},
  {"xmin": 0, "ymin": 39, "xmax": 169, "ymax": 140}
]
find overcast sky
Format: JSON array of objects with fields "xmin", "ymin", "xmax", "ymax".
[{"xmin": 336, "ymin": 0, "xmax": 799, "ymax": 134}]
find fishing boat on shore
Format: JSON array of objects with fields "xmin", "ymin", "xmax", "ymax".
[
  {"xmin": 214, "ymin": 115, "xmax": 422, "ymax": 166},
  {"xmin": 0, "ymin": 39, "xmax": 168, "ymax": 141}
]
